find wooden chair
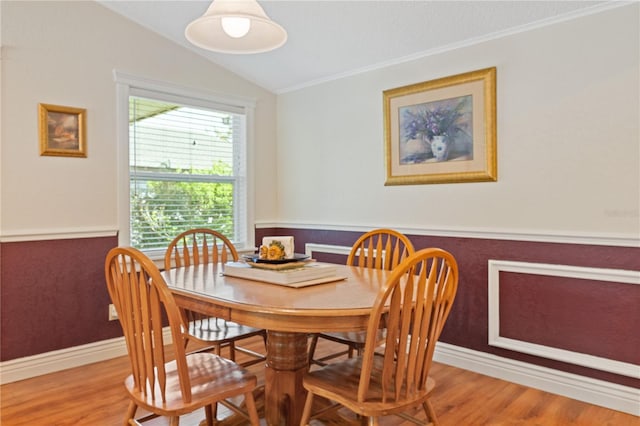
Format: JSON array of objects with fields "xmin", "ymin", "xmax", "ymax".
[
  {"xmin": 105, "ymin": 247, "xmax": 260, "ymax": 426},
  {"xmin": 164, "ymin": 229, "xmax": 267, "ymax": 367},
  {"xmin": 300, "ymin": 248, "xmax": 459, "ymax": 426},
  {"xmin": 308, "ymin": 229, "xmax": 415, "ymax": 367}
]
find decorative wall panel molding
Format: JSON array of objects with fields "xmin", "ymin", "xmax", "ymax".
[
  {"xmin": 305, "ymin": 243, "xmax": 351, "ymax": 257},
  {"xmin": 488, "ymin": 260, "xmax": 640, "ymax": 379}
]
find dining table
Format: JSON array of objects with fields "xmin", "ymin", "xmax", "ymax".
[{"xmin": 161, "ymin": 261, "xmax": 392, "ymax": 426}]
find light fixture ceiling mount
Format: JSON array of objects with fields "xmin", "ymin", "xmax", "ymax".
[{"xmin": 185, "ymin": 0, "xmax": 287, "ymax": 54}]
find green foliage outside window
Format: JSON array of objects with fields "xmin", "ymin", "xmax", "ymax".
[{"xmin": 131, "ymin": 161, "xmax": 234, "ymax": 250}]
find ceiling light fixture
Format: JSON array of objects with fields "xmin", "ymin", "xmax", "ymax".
[{"xmin": 185, "ymin": 0, "xmax": 287, "ymax": 54}]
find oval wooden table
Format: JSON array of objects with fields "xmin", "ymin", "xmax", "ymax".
[{"xmin": 162, "ymin": 262, "xmax": 391, "ymax": 426}]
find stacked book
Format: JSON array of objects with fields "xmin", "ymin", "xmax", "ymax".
[{"xmin": 223, "ymin": 261, "xmax": 341, "ymax": 287}]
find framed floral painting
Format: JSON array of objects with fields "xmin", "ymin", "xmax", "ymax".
[
  {"xmin": 384, "ymin": 67, "xmax": 496, "ymax": 185},
  {"xmin": 39, "ymin": 103, "xmax": 86, "ymax": 157}
]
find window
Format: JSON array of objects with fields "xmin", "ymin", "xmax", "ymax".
[{"xmin": 115, "ymin": 72, "xmax": 254, "ymax": 255}]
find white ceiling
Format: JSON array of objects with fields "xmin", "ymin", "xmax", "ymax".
[{"xmin": 98, "ymin": 0, "xmax": 611, "ymax": 94}]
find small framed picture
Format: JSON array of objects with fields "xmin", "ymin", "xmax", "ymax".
[
  {"xmin": 384, "ymin": 67, "xmax": 497, "ymax": 185},
  {"xmin": 39, "ymin": 103, "xmax": 86, "ymax": 158}
]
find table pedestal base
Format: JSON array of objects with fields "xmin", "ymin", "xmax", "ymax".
[{"xmin": 264, "ymin": 331, "xmax": 309, "ymax": 426}]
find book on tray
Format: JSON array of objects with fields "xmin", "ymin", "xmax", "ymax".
[{"xmin": 223, "ymin": 261, "xmax": 338, "ymax": 285}]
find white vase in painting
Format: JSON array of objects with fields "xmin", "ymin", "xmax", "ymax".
[
  {"xmin": 430, "ymin": 135, "xmax": 449, "ymax": 162},
  {"xmin": 402, "ymin": 137, "xmax": 432, "ymax": 163}
]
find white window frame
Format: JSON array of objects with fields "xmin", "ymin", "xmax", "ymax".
[{"xmin": 114, "ymin": 71, "xmax": 256, "ymax": 259}]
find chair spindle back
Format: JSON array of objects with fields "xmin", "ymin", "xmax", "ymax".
[
  {"xmin": 357, "ymin": 248, "xmax": 458, "ymax": 403},
  {"xmin": 105, "ymin": 247, "xmax": 191, "ymax": 403},
  {"xmin": 347, "ymin": 228, "xmax": 415, "ymax": 270},
  {"xmin": 164, "ymin": 228, "xmax": 239, "ymax": 270}
]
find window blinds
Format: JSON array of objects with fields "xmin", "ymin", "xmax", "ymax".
[{"xmin": 128, "ymin": 94, "xmax": 246, "ymax": 251}]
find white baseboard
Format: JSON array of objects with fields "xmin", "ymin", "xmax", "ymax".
[
  {"xmin": 0, "ymin": 336, "xmax": 128, "ymax": 384},
  {"xmin": 0, "ymin": 329, "xmax": 172, "ymax": 385},
  {"xmin": 434, "ymin": 342, "xmax": 640, "ymax": 417},
  {"xmin": 2, "ymin": 335, "xmax": 637, "ymax": 416}
]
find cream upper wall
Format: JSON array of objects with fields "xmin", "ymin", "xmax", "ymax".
[
  {"xmin": 2, "ymin": 2, "xmax": 638, "ymax": 242},
  {"xmin": 0, "ymin": 1, "xmax": 278, "ymax": 239},
  {"xmin": 276, "ymin": 4, "xmax": 639, "ymax": 239}
]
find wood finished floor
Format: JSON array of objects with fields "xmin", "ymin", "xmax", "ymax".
[{"xmin": 1, "ymin": 336, "xmax": 637, "ymax": 426}]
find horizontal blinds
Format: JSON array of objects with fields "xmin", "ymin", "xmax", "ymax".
[
  {"xmin": 129, "ymin": 95, "xmax": 245, "ymax": 251},
  {"xmin": 130, "ymin": 86, "xmax": 247, "ymax": 115}
]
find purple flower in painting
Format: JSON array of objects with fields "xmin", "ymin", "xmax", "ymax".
[
  {"xmin": 403, "ymin": 99, "xmax": 466, "ymax": 141},
  {"xmin": 402, "ymin": 110, "xmax": 424, "ymax": 140}
]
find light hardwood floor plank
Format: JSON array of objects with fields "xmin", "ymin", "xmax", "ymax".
[{"xmin": 1, "ymin": 336, "xmax": 637, "ymax": 425}]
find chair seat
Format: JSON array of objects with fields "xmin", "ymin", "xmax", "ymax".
[
  {"xmin": 108, "ymin": 247, "xmax": 260, "ymax": 426},
  {"xmin": 188, "ymin": 319, "xmax": 265, "ymax": 344},
  {"xmin": 310, "ymin": 330, "xmax": 386, "ymax": 367},
  {"xmin": 303, "ymin": 354, "xmax": 436, "ymax": 418},
  {"xmin": 307, "ymin": 228, "xmax": 415, "ymax": 368},
  {"xmin": 319, "ymin": 329, "xmax": 385, "ymax": 347},
  {"xmin": 302, "ymin": 248, "xmax": 457, "ymax": 426},
  {"xmin": 124, "ymin": 352, "xmax": 257, "ymax": 416},
  {"xmin": 164, "ymin": 229, "xmax": 267, "ymax": 368},
  {"xmin": 187, "ymin": 319, "xmax": 267, "ymax": 367}
]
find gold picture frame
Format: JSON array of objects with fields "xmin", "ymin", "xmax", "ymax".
[
  {"xmin": 39, "ymin": 103, "xmax": 86, "ymax": 157},
  {"xmin": 384, "ymin": 67, "xmax": 496, "ymax": 185}
]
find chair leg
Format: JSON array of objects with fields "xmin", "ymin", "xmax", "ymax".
[
  {"xmin": 244, "ymin": 391, "xmax": 261, "ymax": 426},
  {"xmin": 300, "ymin": 390, "xmax": 315, "ymax": 426},
  {"xmin": 228, "ymin": 342, "xmax": 236, "ymax": 361},
  {"xmin": 363, "ymin": 416, "xmax": 376, "ymax": 426},
  {"xmin": 169, "ymin": 416, "xmax": 180, "ymax": 426},
  {"xmin": 307, "ymin": 334, "xmax": 319, "ymax": 367},
  {"xmin": 423, "ymin": 399, "xmax": 439, "ymax": 426},
  {"xmin": 204, "ymin": 404, "xmax": 215, "ymax": 426},
  {"xmin": 213, "ymin": 402, "xmax": 219, "ymax": 424},
  {"xmin": 183, "ymin": 336, "xmax": 190, "ymax": 350},
  {"xmin": 124, "ymin": 401, "xmax": 137, "ymax": 426},
  {"xmin": 348, "ymin": 345, "xmax": 355, "ymax": 358}
]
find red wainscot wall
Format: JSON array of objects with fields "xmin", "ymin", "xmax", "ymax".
[
  {"xmin": 1, "ymin": 236, "xmax": 121, "ymax": 361},
  {"xmin": 256, "ymin": 227, "xmax": 640, "ymax": 390}
]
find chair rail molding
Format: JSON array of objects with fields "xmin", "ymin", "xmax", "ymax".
[
  {"xmin": 0, "ymin": 227, "xmax": 118, "ymax": 243},
  {"xmin": 256, "ymin": 221, "xmax": 639, "ymax": 247}
]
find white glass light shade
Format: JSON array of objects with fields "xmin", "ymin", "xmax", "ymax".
[
  {"xmin": 185, "ymin": 0, "xmax": 287, "ymax": 54},
  {"xmin": 221, "ymin": 17, "xmax": 251, "ymax": 38}
]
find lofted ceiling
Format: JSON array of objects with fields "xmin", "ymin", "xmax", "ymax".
[{"xmin": 98, "ymin": 0, "xmax": 612, "ymax": 94}]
